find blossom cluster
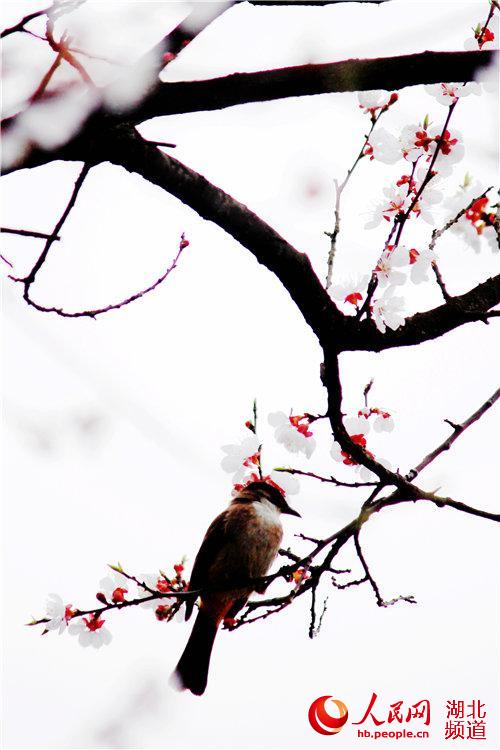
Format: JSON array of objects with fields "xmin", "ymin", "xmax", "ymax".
[
  {"xmin": 32, "ymin": 562, "xmax": 189, "ymax": 648},
  {"xmin": 331, "ymin": 413, "xmax": 394, "ymax": 481},
  {"xmin": 221, "ymin": 409, "xmax": 318, "ymax": 496}
]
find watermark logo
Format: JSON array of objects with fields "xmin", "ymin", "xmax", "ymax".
[{"xmin": 308, "ymin": 696, "xmax": 349, "ymax": 736}]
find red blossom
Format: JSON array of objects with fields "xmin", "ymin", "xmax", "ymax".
[
  {"xmin": 111, "ymin": 587, "xmax": 128, "ymax": 603},
  {"xmin": 289, "ymin": 415, "xmax": 313, "ymax": 438},
  {"xmin": 174, "ymin": 564, "xmax": 184, "ymax": 576},
  {"xmin": 345, "ymin": 291, "xmax": 363, "ymax": 307},
  {"xmin": 438, "ymin": 130, "xmax": 457, "ymax": 156},
  {"xmin": 162, "ymin": 52, "xmax": 176, "ymax": 64},
  {"xmin": 96, "ymin": 592, "xmax": 107, "ymax": 604},
  {"xmin": 409, "ymin": 248, "xmax": 419, "ymax": 265},
  {"xmin": 243, "ymin": 452, "xmax": 260, "ymax": 467},
  {"xmin": 397, "ymin": 174, "xmax": 416, "ymax": 192},
  {"xmin": 465, "ymin": 197, "xmax": 495, "ymax": 235},
  {"xmin": 64, "ymin": 605, "xmax": 76, "ymax": 621},
  {"xmin": 157, "ymin": 578, "xmax": 172, "ymax": 593},
  {"xmin": 155, "ymin": 605, "xmax": 171, "ymax": 621},
  {"xmin": 415, "ymin": 130, "xmax": 433, "ymax": 151},
  {"xmin": 84, "ymin": 614, "xmax": 105, "ymax": 631},
  {"xmin": 476, "ymin": 26, "xmax": 495, "ymax": 48},
  {"xmin": 179, "ymin": 234, "xmax": 189, "ymax": 249}
]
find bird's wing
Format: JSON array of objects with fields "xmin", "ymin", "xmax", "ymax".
[{"xmin": 185, "ymin": 510, "xmax": 229, "ymax": 620}]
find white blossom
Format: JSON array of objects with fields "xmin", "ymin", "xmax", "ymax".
[
  {"xmin": 373, "ymin": 414, "xmax": 395, "ymax": 432},
  {"xmin": 268, "ymin": 412, "xmax": 316, "ymax": 458},
  {"xmin": 44, "ymin": 594, "xmax": 71, "ymax": 634},
  {"xmin": 409, "ymin": 246, "xmax": 434, "ymax": 284},
  {"xmin": 374, "ymin": 245, "xmax": 408, "ymax": 287},
  {"xmin": 358, "ymin": 90, "xmax": 393, "ymax": 112},
  {"xmin": 344, "ymin": 416, "xmax": 370, "ymax": 435},
  {"xmin": 329, "ymin": 274, "xmax": 369, "ymax": 310},
  {"xmin": 425, "ymin": 82, "xmax": 481, "ymax": 106},
  {"xmin": 269, "ymin": 470, "xmax": 300, "ymax": 495},
  {"xmin": 68, "ymin": 617, "xmax": 112, "ymax": 648},
  {"xmin": 99, "ymin": 571, "xmax": 132, "ymax": 600},
  {"xmin": 221, "ymin": 434, "xmax": 261, "ymax": 479},
  {"xmin": 368, "ymin": 127, "xmax": 401, "ymax": 165},
  {"xmin": 372, "ymin": 291, "xmax": 406, "ymax": 333}
]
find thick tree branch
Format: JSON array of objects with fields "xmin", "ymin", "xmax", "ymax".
[
  {"xmin": 340, "ymin": 274, "xmax": 500, "ymax": 351},
  {"xmin": 3, "ymin": 50, "xmax": 492, "ymax": 175},
  {"xmin": 131, "ymin": 50, "xmax": 493, "ymax": 124}
]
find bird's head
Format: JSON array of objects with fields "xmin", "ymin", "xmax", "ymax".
[{"xmin": 236, "ymin": 480, "xmax": 301, "ymax": 517}]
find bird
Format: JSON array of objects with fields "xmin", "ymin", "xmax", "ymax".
[{"xmin": 172, "ymin": 480, "xmax": 301, "ymax": 695}]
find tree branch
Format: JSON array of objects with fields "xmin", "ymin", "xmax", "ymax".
[
  {"xmin": 3, "ymin": 50, "xmax": 493, "ymax": 175},
  {"xmin": 340, "ymin": 274, "xmax": 500, "ymax": 351},
  {"xmin": 132, "ymin": 50, "xmax": 493, "ymax": 124},
  {"xmin": 406, "ymin": 387, "xmax": 500, "ymax": 480}
]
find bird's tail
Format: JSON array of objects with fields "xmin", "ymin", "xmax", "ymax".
[{"xmin": 172, "ymin": 609, "xmax": 219, "ymax": 696}]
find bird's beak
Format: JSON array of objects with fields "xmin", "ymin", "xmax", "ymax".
[{"xmin": 283, "ymin": 503, "xmax": 301, "ymax": 518}]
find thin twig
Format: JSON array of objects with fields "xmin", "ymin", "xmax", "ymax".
[
  {"xmin": 325, "ymin": 111, "xmax": 385, "ymax": 289},
  {"xmin": 354, "ymin": 530, "xmax": 416, "ymax": 607},
  {"xmin": 431, "ymin": 261, "xmax": 451, "ymax": 301},
  {"xmin": 19, "ymin": 238, "xmax": 187, "ymax": 319},
  {"xmin": 10, "ymin": 162, "xmax": 91, "ymax": 292},
  {"xmin": 277, "ymin": 467, "xmax": 377, "ymax": 488},
  {"xmin": 1, "ymin": 227, "xmax": 61, "ymax": 241},
  {"xmin": 406, "ymin": 387, "xmax": 500, "ymax": 480}
]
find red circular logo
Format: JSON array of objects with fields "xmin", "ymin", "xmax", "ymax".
[{"xmin": 308, "ymin": 696, "xmax": 349, "ymax": 736}]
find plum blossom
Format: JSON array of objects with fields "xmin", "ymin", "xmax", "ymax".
[
  {"xmin": 269, "ymin": 469, "xmax": 300, "ymax": 495},
  {"xmin": 68, "ymin": 614, "xmax": 112, "ymax": 648},
  {"xmin": 98, "ymin": 570, "xmax": 131, "ymax": 603},
  {"xmin": 444, "ymin": 182, "xmax": 498, "ymax": 253},
  {"xmin": 358, "ymin": 90, "xmax": 398, "ymax": 118},
  {"xmin": 344, "ymin": 416, "xmax": 370, "ymax": 436},
  {"xmin": 329, "ymin": 274, "xmax": 369, "ymax": 311},
  {"xmin": 374, "ymin": 245, "xmax": 408, "ymax": 287},
  {"xmin": 413, "ymin": 186, "xmax": 442, "ymax": 225},
  {"xmin": 358, "ymin": 407, "xmax": 395, "ymax": 433},
  {"xmin": 268, "ymin": 412, "xmax": 316, "ymax": 458},
  {"xmin": 365, "ymin": 127, "xmax": 401, "ymax": 164},
  {"xmin": 425, "ymin": 82, "xmax": 481, "ymax": 106},
  {"xmin": 464, "ymin": 24, "xmax": 496, "ymax": 50},
  {"xmin": 44, "ymin": 594, "xmax": 75, "ymax": 634},
  {"xmin": 372, "ymin": 290, "xmax": 406, "ymax": 333},
  {"xmin": 365, "ymin": 187, "xmax": 410, "ymax": 229},
  {"xmin": 399, "ymin": 123, "xmax": 464, "ymax": 176},
  {"xmin": 221, "ymin": 434, "xmax": 261, "ymax": 482},
  {"xmin": 408, "ymin": 246, "xmax": 435, "ymax": 283}
]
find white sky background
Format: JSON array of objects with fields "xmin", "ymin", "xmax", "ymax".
[{"xmin": 1, "ymin": 1, "xmax": 499, "ymax": 748}]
